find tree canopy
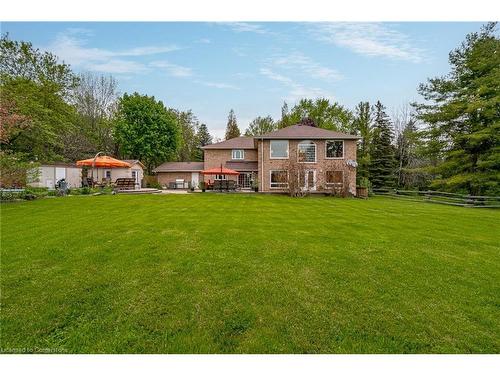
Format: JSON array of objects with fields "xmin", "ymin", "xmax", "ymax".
[
  {"xmin": 414, "ymin": 22, "xmax": 500, "ymax": 195},
  {"xmin": 244, "ymin": 116, "xmax": 276, "ymax": 136},
  {"xmin": 279, "ymin": 98, "xmax": 354, "ymax": 132},
  {"xmin": 113, "ymin": 93, "xmax": 180, "ymax": 173}
]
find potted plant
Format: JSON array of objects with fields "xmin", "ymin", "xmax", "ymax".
[
  {"xmin": 190, "ymin": 181, "xmax": 195, "ymax": 192},
  {"xmin": 356, "ymin": 177, "xmax": 370, "ymax": 198},
  {"xmin": 199, "ymin": 181, "xmax": 206, "ymax": 192},
  {"xmin": 251, "ymin": 178, "xmax": 259, "ymax": 192}
]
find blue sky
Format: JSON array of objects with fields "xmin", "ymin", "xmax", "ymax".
[{"xmin": 1, "ymin": 22, "xmax": 484, "ymax": 138}]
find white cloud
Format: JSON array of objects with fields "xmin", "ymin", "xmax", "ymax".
[
  {"xmin": 45, "ymin": 31, "xmax": 180, "ymax": 74},
  {"xmin": 197, "ymin": 38, "xmax": 211, "ymax": 44},
  {"xmin": 259, "ymin": 67, "xmax": 334, "ymax": 102},
  {"xmin": 311, "ymin": 23, "xmax": 425, "ymax": 63},
  {"xmin": 196, "ymin": 80, "xmax": 240, "ymax": 90},
  {"xmin": 267, "ymin": 52, "xmax": 343, "ymax": 82},
  {"xmin": 150, "ymin": 61, "xmax": 193, "ymax": 77},
  {"xmin": 223, "ymin": 22, "xmax": 269, "ymax": 35}
]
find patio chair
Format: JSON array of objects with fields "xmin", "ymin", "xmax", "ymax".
[
  {"xmin": 168, "ymin": 182, "xmax": 176, "ymax": 189},
  {"xmin": 213, "ymin": 180, "xmax": 222, "ymax": 191},
  {"xmin": 228, "ymin": 180, "xmax": 236, "ymax": 191}
]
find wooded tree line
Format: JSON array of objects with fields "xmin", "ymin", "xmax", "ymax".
[
  {"xmin": 1, "ymin": 23, "xmax": 498, "ymax": 194},
  {"xmin": 226, "ymin": 23, "xmax": 499, "ymax": 195},
  {"xmin": 0, "ymin": 34, "xmax": 213, "ymax": 176}
]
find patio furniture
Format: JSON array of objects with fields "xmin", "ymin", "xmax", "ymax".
[
  {"xmin": 114, "ymin": 178, "xmax": 136, "ymax": 191},
  {"xmin": 168, "ymin": 182, "xmax": 176, "ymax": 189},
  {"xmin": 82, "ymin": 177, "xmax": 93, "ymax": 188},
  {"xmin": 175, "ymin": 179, "xmax": 185, "ymax": 189},
  {"xmin": 228, "ymin": 180, "xmax": 236, "ymax": 191},
  {"xmin": 201, "ymin": 165, "xmax": 239, "ymax": 192}
]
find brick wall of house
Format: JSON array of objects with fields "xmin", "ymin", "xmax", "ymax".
[
  {"xmin": 202, "ymin": 149, "xmax": 258, "ymax": 182},
  {"xmin": 257, "ymin": 139, "xmax": 357, "ymax": 194}
]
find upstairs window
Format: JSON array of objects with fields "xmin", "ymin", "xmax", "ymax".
[
  {"xmin": 232, "ymin": 149, "xmax": 244, "ymax": 160},
  {"xmin": 298, "ymin": 141, "xmax": 316, "ymax": 163},
  {"xmin": 326, "ymin": 140, "xmax": 344, "ymax": 158},
  {"xmin": 270, "ymin": 140, "xmax": 289, "ymax": 159}
]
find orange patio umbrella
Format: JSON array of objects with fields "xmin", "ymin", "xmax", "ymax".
[
  {"xmin": 77, "ymin": 155, "xmax": 131, "ymax": 168},
  {"xmin": 201, "ymin": 165, "xmax": 239, "ymax": 175}
]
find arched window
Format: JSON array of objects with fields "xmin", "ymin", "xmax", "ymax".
[{"xmin": 297, "ymin": 140, "xmax": 316, "ymax": 163}]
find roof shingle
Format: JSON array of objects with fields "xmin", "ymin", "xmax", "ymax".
[
  {"xmin": 201, "ymin": 137, "xmax": 255, "ymax": 149},
  {"xmin": 257, "ymin": 124, "xmax": 361, "ymax": 140}
]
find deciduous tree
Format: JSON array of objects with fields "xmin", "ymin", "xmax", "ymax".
[
  {"xmin": 113, "ymin": 93, "xmax": 180, "ymax": 173},
  {"xmin": 244, "ymin": 116, "xmax": 276, "ymax": 136}
]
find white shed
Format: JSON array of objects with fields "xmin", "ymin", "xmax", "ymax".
[
  {"xmin": 90, "ymin": 160, "xmax": 145, "ymax": 188},
  {"xmin": 30, "ymin": 164, "xmax": 82, "ymax": 190}
]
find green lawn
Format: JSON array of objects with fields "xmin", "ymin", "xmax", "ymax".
[{"xmin": 1, "ymin": 194, "xmax": 499, "ymax": 353}]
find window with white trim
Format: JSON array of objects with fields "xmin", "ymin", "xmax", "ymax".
[
  {"xmin": 270, "ymin": 170, "xmax": 288, "ymax": 188},
  {"xmin": 270, "ymin": 140, "xmax": 289, "ymax": 159},
  {"xmin": 326, "ymin": 140, "xmax": 344, "ymax": 158},
  {"xmin": 326, "ymin": 170, "xmax": 343, "ymax": 187},
  {"xmin": 298, "ymin": 140, "xmax": 316, "ymax": 163},
  {"xmin": 214, "ymin": 174, "xmax": 227, "ymax": 180},
  {"xmin": 232, "ymin": 149, "xmax": 244, "ymax": 160}
]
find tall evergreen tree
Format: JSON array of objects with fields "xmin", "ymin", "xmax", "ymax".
[
  {"xmin": 353, "ymin": 101, "xmax": 373, "ymax": 181},
  {"xmin": 175, "ymin": 110, "xmax": 199, "ymax": 162},
  {"xmin": 195, "ymin": 123, "xmax": 212, "ymax": 161},
  {"xmin": 369, "ymin": 101, "xmax": 397, "ymax": 188},
  {"xmin": 197, "ymin": 123, "xmax": 212, "ymax": 146},
  {"xmin": 224, "ymin": 109, "xmax": 240, "ymax": 140},
  {"xmin": 414, "ymin": 22, "xmax": 500, "ymax": 195}
]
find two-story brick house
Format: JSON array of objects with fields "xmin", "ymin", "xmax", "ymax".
[{"xmin": 153, "ymin": 123, "xmax": 360, "ymax": 195}]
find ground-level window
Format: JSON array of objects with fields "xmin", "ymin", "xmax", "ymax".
[
  {"xmin": 326, "ymin": 170, "xmax": 344, "ymax": 187},
  {"xmin": 232, "ymin": 149, "xmax": 244, "ymax": 160},
  {"xmin": 270, "ymin": 170, "xmax": 288, "ymax": 188},
  {"xmin": 270, "ymin": 140, "xmax": 289, "ymax": 159},
  {"xmin": 214, "ymin": 174, "xmax": 227, "ymax": 180},
  {"xmin": 298, "ymin": 140, "xmax": 316, "ymax": 163},
  {"xmin": 326, "ymin": 140, "xmax": 344, "ymax": 158},
  {"xmin": 105, "ymin": 170, "xmax": 111, "ymax": 179}
]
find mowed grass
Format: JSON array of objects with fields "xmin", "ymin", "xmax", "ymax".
[{"xmin": 1, "ymin": 194, "xmax": 499, "ymax": 353}]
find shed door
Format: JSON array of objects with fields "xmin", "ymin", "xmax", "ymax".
[{"xmin": 55, "ymin": 167, "xmax": 66, "ymax": 182}]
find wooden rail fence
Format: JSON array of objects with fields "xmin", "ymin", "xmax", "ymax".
[{"xmin": 372, "ymin": 188, "xmax": 500, "ymax": 208}]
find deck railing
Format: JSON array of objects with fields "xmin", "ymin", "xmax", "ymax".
[{"xmin": 372, "ymin": 188, "xmax": 500, "ymax": 208}]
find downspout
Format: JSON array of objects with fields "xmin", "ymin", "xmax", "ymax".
[{"xmin": 260, "ymin": 138, "xmax": 264, "ymax": 192}]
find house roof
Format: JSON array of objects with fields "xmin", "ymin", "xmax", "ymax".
[
  {"xmin": 123, "ymin": 159, "xmax": 145, "ymax": 169},
  {"xmin": 225, "ymin": 161, "xmax": 258, "ymax": 171},
  {"xmin": 201, "ymin": 137, "xmax": 256, "ymax": 149},
  {"xmin": 153, "ymin": 161, "xmax": 204, "ymax": 173},
  {"xmin": 256, "ymin": 124, "xmax": 361, "ymax": 140}
]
